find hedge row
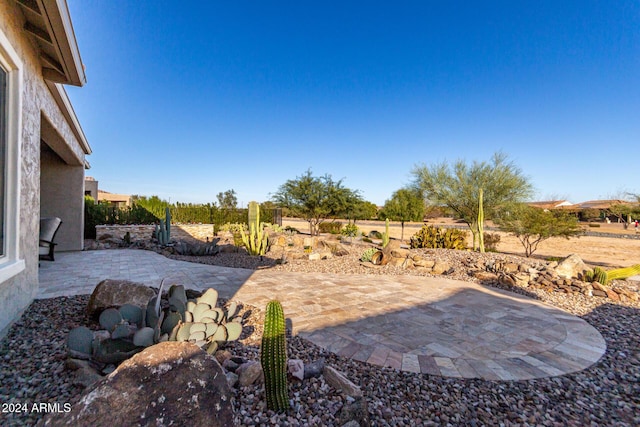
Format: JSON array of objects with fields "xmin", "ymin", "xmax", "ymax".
[{"xmin": 84, "ymin": 200, "xmax": 276, "ymax": 239}]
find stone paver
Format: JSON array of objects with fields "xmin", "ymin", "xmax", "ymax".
[{"xmin": 38, "ymin": 249, "xmax": 606, "ymax": 380}]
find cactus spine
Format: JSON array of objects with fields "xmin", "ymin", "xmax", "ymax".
[
  {"xmin": 478, "ymin": 188, "xmax": 485, "ymax": 253},
  {"xmin": 241, "ymin": 201, "xmax": 269, "ymax": 255},
  {"xmin": 261, "ymin": 300, "xmax": 289, "ymax": 412},
  {"xmin": 382, "ymin": 218, "xmax": 390, "ymax": 248}
]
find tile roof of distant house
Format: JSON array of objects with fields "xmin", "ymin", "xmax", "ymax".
[
  {"xmin": 527, "ymin": 200, "xmax": 574, "ymax": 209},
  {"xmin": 576, "ymin": 200, "xmax": 631, "ymax": 209}
]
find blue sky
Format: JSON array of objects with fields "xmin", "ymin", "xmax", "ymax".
[{"xmin": 66, "ymin": 1, "xmax": 639, "ymax": 206}]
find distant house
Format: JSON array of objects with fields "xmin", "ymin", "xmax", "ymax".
[
  {"xmin": 84, "ymin": 175, "xmax": 98, "ymax": 199},
  {"xmin": 84, "ymin": 176, "xmax": 132, "ymax": 207},
  {"xmin": 0, "ymin": 0, "xmax": 90, "ymax": 336},
  {"xmin": 97, "ymin": 190, "xmax": 132, "ymax": 208},
  {"xmin": 575, "ymin": 200, "xmax": 630, "ymax": 210},
  {"xmin": 527, "ymin": 200, "xmax": 574, "ymax": 210}
]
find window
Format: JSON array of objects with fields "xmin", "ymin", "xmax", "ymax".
[
  {"xmin": 0, "ymin": 28, "xmax": 24, "ymax": 281},
  {"xmin": 0, "ymin": 66, "xmax": 5, "ymax": 255}
]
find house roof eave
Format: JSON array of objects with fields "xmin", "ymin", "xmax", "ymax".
[
  {"xmin": 46, "ymin": 81, "xmax": 91, "ymax": 155},
  {"xmin": 17, "ymin": 0, "xmax": 86, "ymax": 86}
]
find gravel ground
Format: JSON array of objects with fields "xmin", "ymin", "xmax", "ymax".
[{"xmin": 1, "ymin": 247, "xmax": 639, "ymax": 426}]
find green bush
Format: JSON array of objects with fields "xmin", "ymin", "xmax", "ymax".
[
  {"xmin": 284, "ymin": 226, "xmax": 299, "ymax": 235},
  {"xmin": 368, "ymin": 230, "xmax": 383, "ymax": 239},
  {"xmin": 218, "ymin": 222, "xmax": 247, "ymax": 233},
  {"xmin": 318, "ymin": 221, "xmax": 343, "ymax": 234},
  {"xmin": 341, "ymin": 223, "xmax": 359, "ymax": 238},
  {"xmin": 409, "ymin": 225, "xmax": 467, "ymax": 250},
  {"xmin": 483, "ymin": 232, "xmax": 501, "ymax": 252}
]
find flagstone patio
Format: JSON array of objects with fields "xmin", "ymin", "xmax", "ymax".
[{"xmin": 38, "ymin": 249, "xmax": 606, "ymax": 380}]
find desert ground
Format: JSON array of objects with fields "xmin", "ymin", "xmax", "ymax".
[{"xmin": 282, "ymin": 217, "xmax": 640, "ymax": 268}]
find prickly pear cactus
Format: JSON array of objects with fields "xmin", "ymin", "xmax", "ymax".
[
  {"xmin": 360, "ymin": 247, "xmax": 378, "ymax": 262},
  {"xmin": 261, "ymin": 300, "xmax": 289, "ymax": 412}
]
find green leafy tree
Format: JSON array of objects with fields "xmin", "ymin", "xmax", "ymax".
[
  {"xmin": 412, "ymin": 152, "xmax": 533, "ymax": 252},
  {"xmin": 271, "ymin": 170, "xmax": 362, "ymax": 235},
  {"xmin": 494, "ymin": 204, "xmax": 583, "ymax": 257},
  {"xmin": 378, "ymin": 188, "xmax": 425, "ymax": 241},
  {"xmin": 348, "ymin": 200, "xmax": 378, "ymax": 223},
  {"xmin": 216, "ymin": 189, "xmax": 238, "ymax": 210},
  {"xmin": 607, "ymin": 199, "xmax": 640, "ymax": 229}
]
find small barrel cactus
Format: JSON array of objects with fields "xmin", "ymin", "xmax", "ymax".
[{"xmin": 261, "ymin": 300, "xmax": 289, "ymax": 412}]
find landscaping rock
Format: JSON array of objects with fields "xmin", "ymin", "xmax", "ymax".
[
  {"xmin": 472, "ymin": 271, "xmax": 499, "ymax": 282},
  {"xmin": 555, "ymin": 254, "xmax": 588, "ymax": 279},
  {"xmin": 237, "ymin": 360, "xmax": 263, "ymax": 386},
  {"xmin": 87, "ymin": 279, "xmax": 156, "ymax": 318},
  {"xmin": 46, "ymin": 342, "xmax": 235, "ymax": 426},
  {"xmin": 65, "ymin": 359, "xmax": 102, "ymax": 388},
  {"xmin": 414, "ymin": 258, "xmax": 435, "ymax": 268},
  {"xmin": 226, "ymin": 371, "xmax": 239, "ymax": 388},
  {"xmin": 304, "ymin": 358, "xmax": 325, "ymax": 379},
  {"xmin": 432, "ymin": 261, "xmax": 451, "ymax": 275},
  {"xmin": 288, "ymin": 359, "xmax": 305, "ymax": 380},
  {"xmin": 338, "ymin": 396, "xmax": 371, "ymax": 427},
  {"xmin": 323, "ymin": 365, "xmax": 362, "ymax": 398}
]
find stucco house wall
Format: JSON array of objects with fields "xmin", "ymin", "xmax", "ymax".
[{"xmin": 0, "ymin": 0, "xmax": 90, "ymax": 337}]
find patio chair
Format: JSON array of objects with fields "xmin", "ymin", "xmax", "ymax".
[{"xmin": 39, "ymin": 217, "xmax": 62, "ymax": 261}]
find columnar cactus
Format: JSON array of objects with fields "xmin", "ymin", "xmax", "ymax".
[
  {"xmin": 261, "ymin": 300, "xmax": 289, "ymax": 412},
  {"xmin": 248, "ymin": 201, "xmax": 259, "ymax": 228},
  {"xmin": 478, "ymin": 188, "xmax": 485, "ymax": 253},
  {"xmin": 382, "ymin": 218, "xmax": 390, "ymax": 248},
  {"xmin": 241, "ymin": 201, "xmax": 269, "ymax": 255},
  {"xmin": 154, "ymin": 208, "xmax": 172, "ymax": 245},
  {"xmin": 165, "ymin": 207, "xmax": 171, "ymax": 241},
  {"xmin": 586, "ymin": 264, "xmax": 640, "ymax": 285}
]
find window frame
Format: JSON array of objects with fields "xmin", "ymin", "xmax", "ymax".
[{"xmin": 0, "ymin": 28, "xmax": 25, "ymax": 281}]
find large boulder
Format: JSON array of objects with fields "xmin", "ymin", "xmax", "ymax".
[
  {"xmin": 87, "ymin": 280, "xmax": 156, "ymax": 318},
  {"xmin": 45, "ymin": 342, "xmax": 235, "ymax": 426},
  {"xmin": 555, "ymin": 254, "xmax": 588, "ymax": 279}
]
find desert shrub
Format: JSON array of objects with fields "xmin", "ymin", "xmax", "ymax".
[
  {"xmin": 219, "ymin": 222, "xmax": 247, "ymax": 233},
  {"xmin": 360, "ymin": 247, "xmax": 378, "ymax": 262},
  {"xmin": 341, "ymin": 223, "xmax": 359, "ymax": 238},
  {"xmin": 588, "ymin": 223, "xmax": 601, "ymax": 228},
  {"xmin": 362, "ymin": 237, "xmax": 373, "ymax": 243},
  {"xmin": 483, "ymin": 232, "xmax": 501, "ymax": 252},
  {"xmin": 410, "ymin": 225, "xmax": 467, "ymax": 250},
  {"xmin": 284, "ymin": 226, "xmax": 299, "ymax": 234},
  {"xmin": 368, "ymin": 230, "xmax": 383, "ymax": 239},
  {"xmin": 263, "ymin": 222, "xmax": 284, "ymax": 233},
  {"xmin": 318, "ymin": 221, "xmax": 343, "ymax": 234}
]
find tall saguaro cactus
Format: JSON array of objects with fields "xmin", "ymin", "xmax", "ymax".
[
  {"xmin": 261, "ymin": 300, "xmax": 289, "ymax": 412},
  {"xmin": 155, "ymin": 208, "xmax": 172, "ymax": 245},
  {"xmin": 382, "ymin": 218, "xmax": 390, "ymax": 248},
  {"xmin": 478, "ymin": 188, "xmax": 485, "ymax": 253},
  {"xmin": 165, "ymin": 207, "xmax": 171, "ymax": 240},
  {"xmin": 248, "ymin": 201, "xmax": 259, "ymax": 227},
  {"xmin": 241, "ymin": 201, "xmax": 269, "ymax": 255}
]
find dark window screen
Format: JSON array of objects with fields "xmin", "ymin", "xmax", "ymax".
[{"xmin": 0, "ymin": 67, "xmax": 6, "ymax": 255}]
